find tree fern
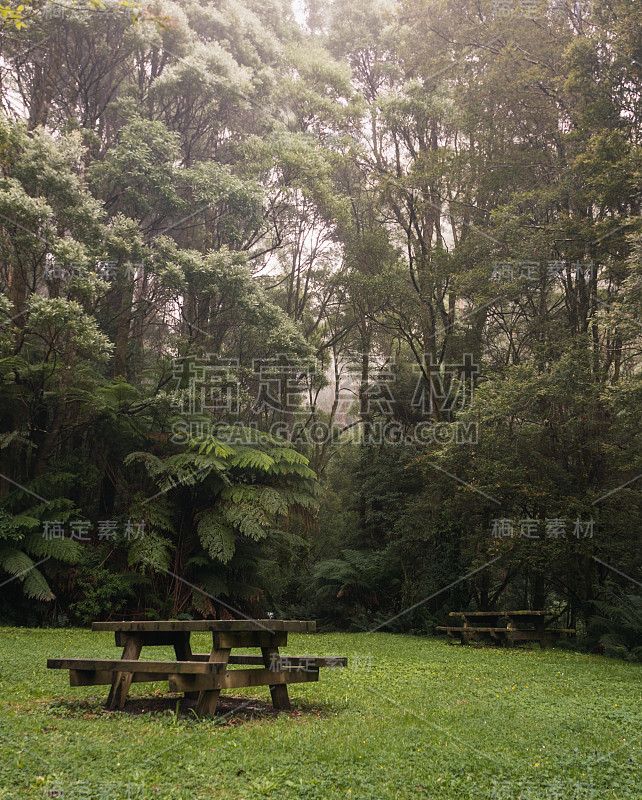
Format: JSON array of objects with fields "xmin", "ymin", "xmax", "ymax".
[
  {"xmin": 589, "ymin": 589, "xmax": 642, "ymax": 661},
  {"xmin": 129, "ymin": 427, "xmax": 320, "ymax": 612},
  {"xmin": 0, "ymin": 491, "xmax": 81, "ymax": 602}
]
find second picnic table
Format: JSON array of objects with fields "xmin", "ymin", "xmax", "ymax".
[
  {"xmin": 436, "ymin": 610, "xmax": 575, "ymax": 647},
  {"xmin": 48, "ymin": 619, "xmax": 346, "ymax": 717}
]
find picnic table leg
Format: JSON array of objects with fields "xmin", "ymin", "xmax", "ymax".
[
  {"xmin": 173, "ymin": 633, "xmax": 199, "ymax": 701},
  {"xmin": 261, "ymin": 646, "xmax": 291, "ymax": 710},
  {"xmin": 504, "ymin": 615, "xmax": 516, "ymax": 648},
  {"xmin": 107, "ymin": 635, "xmax": 142, "ymax": 710},
  {"xmin": 461, "ymin": 621, "xmax": 472, "ymax": 646},
  {"xmin": 536, "ymin": 618, "xmax": 548, "ymax": 648},
  {"xmin": 195, "ymin": 644, "xmax": 230, "ymax": 718}
]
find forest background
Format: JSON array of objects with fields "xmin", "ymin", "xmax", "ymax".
[{"xmin": 0, "ymin": 0, "xmax": 640, "ymax": 657}]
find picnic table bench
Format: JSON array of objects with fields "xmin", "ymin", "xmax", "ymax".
[
  {"xmin": 436, "ymin": 611, "xmax": 575, "ymax": 648},
  {"xmin": 48, "ymin": 619, "xmax": 346, "ymax": 718}
]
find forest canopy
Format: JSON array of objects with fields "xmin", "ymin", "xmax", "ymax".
[{"xmin": 0, "ymin": 0, "xmax": 640, "ymax": 655}]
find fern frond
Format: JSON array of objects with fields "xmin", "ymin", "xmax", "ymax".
[
  {"xmin": 0, "ymin": 545, "xmax": 34, "ymax": 576},
  {"xmin": 128, "ymin": 531, "xmax": 173, "ymax": 571},
  {"xmin": 23, "ymin": 532, "xmax": 82, "ymax": 563},
  {"xmin": 127, "ymin": 494, "xmax": 176, "ymax": 535},
  {"xmin": 222, "ymin": 502, "xmax": 269, "ymax": 541},
  {"xmin": 219, "ymin": 485, "xmax": 288, "ymax": 516},
  {"xmin": 269, "ymin": 447, "xmax": 310, "ymax": 465},
  {"xmin": 194, "ymin": 437, "xmax": 235, "ymax": 459},
  {"xmin": 124, "ymin": 451, "xmax": 167, "ymax": 478},
  {"xmin": 0, "ymin": 545, "xmax": 55, "ymax": 600},
  {"xmin": 267, "ymin": 460, "xmax": 317, "ymax": 479},
  {"xmin": 195, "ymin": 511, "xmax": 236, "ymax": 564},
  {"xmin": 228, "ymin": 448, "xmax": 275, "ymax": 471},
  {"xmin": 22, "ymin": 568, "xmax": 55, "ymax": 601}
]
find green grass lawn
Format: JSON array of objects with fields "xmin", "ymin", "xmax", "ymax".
[{"xmin": 0, "ymin": 628, "xmax": 639, "ymax": 799}]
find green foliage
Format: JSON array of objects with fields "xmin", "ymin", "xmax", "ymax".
[
  {"xmin": 0, "ymin": 1, "xmax": 153, "ymax": 30},
  {"xmin": 69, "ymin": 565, "xmax": 145, "ymax": 625},
  {"xmin": 589, "ymin": 589, "xmax": 642, "ymax": 662},
  {"xmin": 89, "ymin": 117, "xmax": 185, "ymax": 218},
  {"xmin": 130, "ymin": 428, "xmax": 319, "ymax": 568},
  {"xmin": 0, "ymin": 477, "xmax": 82, "ymax": 604},
  {"xmin": 0, "ymin": 0, "xmax": 641, "ymax": 646}
]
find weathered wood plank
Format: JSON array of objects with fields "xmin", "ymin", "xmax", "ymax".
[
  {"xmin": 48, "ymin": 658, "xmax": 228, "ymax": 674},
  {"xmin": 68, "ymin": 660, "xmax": 340, "ymax": 687},
  {"xmin": 193, "ymin": 654, "xmax": 348, "ymax": 668},
  {"xmin": 106, "ymin": 649, "xmax": 347, "ymax": 669},
  {"xmin": 93, "ymin": 620, "xmax": 316, "ymax": 633},
  {"xmin": 449, "ymin": 610, "xmax": 554, "ymax": 617},
  {"xmin": 213, "ymin": 631, "xmax": 287, "ymax": 649},
  {"xmin": 436, "ymin": 627, "xmax": 508, "ymax": 633},
  {"xmin": 170, "ymin": 667, "xmax": 320, "ymax": 693},
  {"xmin": 112, "ymin": 631, "xmax": 289, "ymax": 650},
  {"xmin": 114, "ymin": 631, "xmax": 190, "ymax": 647},
  {"xmin": 70, "ymin": 669, "xmax": 167, "ymax": 686}
]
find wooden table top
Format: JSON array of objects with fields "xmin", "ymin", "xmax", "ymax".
[
  {"xmin": 449, "ymin": 610, "xmax": 555, "ymax": 617},
  {"xmin": 91, "ymin": 619, "xmax": 317, "ymax": 633}
]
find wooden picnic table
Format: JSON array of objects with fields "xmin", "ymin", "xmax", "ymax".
[
  {"xmin": 48, "ymin": 619, "xmax": 346, "ymax": 718},
  {"xmin": 436, "ymin": 610, "xmax": 575, "ymax": 648}
]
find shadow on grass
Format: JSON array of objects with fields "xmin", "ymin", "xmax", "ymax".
[{"xmin": 40, "ymin": 693, "xmax": 332, "ymax": 726}]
